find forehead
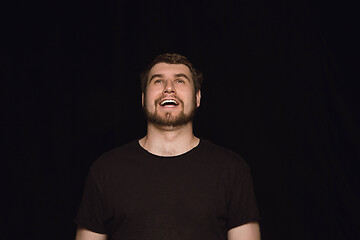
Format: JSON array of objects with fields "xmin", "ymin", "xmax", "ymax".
[{"xmin": 149, "ymin": 63, "xmax": 192, "ymax": 79}]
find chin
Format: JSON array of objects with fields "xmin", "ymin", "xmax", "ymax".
[{"xmin": 144, "ymin": 109, "xmax": 196, "ymax": 128}]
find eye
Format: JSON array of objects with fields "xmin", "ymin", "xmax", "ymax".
[
  {"xmin": 175, "ymin": 79, "xmax": 185, "ymax": 84},
  {"xmin": 154, "ymin": 79, "xmax": 164, "ymax": 84}
]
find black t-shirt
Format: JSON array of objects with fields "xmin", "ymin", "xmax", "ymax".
[{"xmin": 75, "ymin": 139, "xmax": 259, "ymax": 240}]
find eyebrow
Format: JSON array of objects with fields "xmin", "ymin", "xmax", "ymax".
[
  {"xmin": 149, "ymin": 74, "xmax": 164, "ymax": 82},
  {"xmin": 149, "ymin": 73, "xmax": 191, "ymax": 82},
  {"xmin": 174, "ymin": 73, "xmax": 191, "ymax": 82}
]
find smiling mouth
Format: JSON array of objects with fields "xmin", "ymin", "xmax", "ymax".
[{"xmin": 159, "ymin": 99, "xmax": 179, "ymax": 107}]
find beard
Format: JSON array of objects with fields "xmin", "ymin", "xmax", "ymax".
[{"xmin": 143, "ymin": 95, "xmax": 197, "ymax": 127}]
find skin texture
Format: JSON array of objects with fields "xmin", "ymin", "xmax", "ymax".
[
  {"xmin": 227, "ymin": 222, "xmax": 261, "ymax": 240},
  {"xmin": 75, "ymin": 227, "xmax": 106, "ymax": 240},
  {"xmin": 75, "ymin": 63, "xmax": 261, "ymax": 240},
  {"xmin": 139, "ymin": 63, "xmax": 201, "ymax": 156}
]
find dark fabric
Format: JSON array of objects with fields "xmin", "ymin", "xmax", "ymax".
[
  {"xmin": 4, "ymin": 1, "xmax": 360, "ymax": 239},
  {"xmin": 75, "ymin": 139, "xmax": 259, "ymax": 240}
]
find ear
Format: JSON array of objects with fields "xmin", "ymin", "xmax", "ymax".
[
  {"xmin": 196, "ymin": 90, "xmax": 201, "ymax": 108},
  {"xmin": 142, "ymin": 92, "xmax": 145, "ymax": 107}
]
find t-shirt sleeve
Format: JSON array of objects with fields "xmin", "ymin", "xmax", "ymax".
[
  {"xmin": 74, "ymin": 170, "xmax": 107, "ymax": 234},
  {"xmin": 227, "ymin": 163, "xmax": 260, "ymax": 230}
]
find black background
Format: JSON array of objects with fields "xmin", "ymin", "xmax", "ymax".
[{"xmin": 3, "ymin": 0, "xmax": 360, "ymax": 239}]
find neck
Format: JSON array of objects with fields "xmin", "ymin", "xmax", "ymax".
[{"xmin": 139, "ymin": 122, "xmax": 199, "ymax": 157}]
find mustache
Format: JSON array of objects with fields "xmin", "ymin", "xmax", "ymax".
[{"xmin": 154, "ymin": 95, "xmax": 184, "ymax": 106}]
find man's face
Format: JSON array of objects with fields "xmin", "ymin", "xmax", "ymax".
[{"xmin": 142, "ymin": 63, "xmax": 201, "ymax": 128}]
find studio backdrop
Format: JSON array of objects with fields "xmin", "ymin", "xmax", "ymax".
[{"xmin": 3, "ymin": 0, "xmax": 359, "ymax": 239}]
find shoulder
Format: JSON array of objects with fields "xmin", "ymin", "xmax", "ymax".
[
  {"xmin": 199, "ymin": 139, "xmax": 250, "ymax": 171},
  {"xmin": 89, "ymin": 140, "xmax": 140, "ymax": 175}
]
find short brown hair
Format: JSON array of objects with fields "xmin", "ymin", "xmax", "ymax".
[{"xmin": 140, "ymin": 53, "xmax": 203, "ymax": 93}]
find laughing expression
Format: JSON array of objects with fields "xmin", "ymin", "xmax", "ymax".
[{"xmin": 142, "ymin": 63, "xmax": 201, "ymax": 127}]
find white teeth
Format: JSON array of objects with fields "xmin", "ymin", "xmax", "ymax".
[{"xmin": 160, "ymin": 99, "xmax": 178, "ymax": 106}]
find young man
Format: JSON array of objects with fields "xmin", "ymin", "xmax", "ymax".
[{"xmin": 75, "ymin": 53, "xmax": 260, "ymax": 240}]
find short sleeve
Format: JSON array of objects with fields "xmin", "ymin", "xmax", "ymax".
[
  {"xmin": 227, "ymin": 164, "xmax": 260, "ymax": 230},
  {"xmin": 74, "ymin": 171, "xmax": 107, "ymax": 234}
]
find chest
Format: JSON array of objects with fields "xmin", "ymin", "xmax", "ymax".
[{"xmin": 102, "ymin": 160, "xmax": 229, "ymax": 229}]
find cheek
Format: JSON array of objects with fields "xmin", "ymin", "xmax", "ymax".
[
  {"xmin": 144, "ymin": 91, "xmax": 159, "ymax": 109},
  {"xmin": 146, "ymin": 86, "xmax": 162, "ymax": 99},
  {"xmin": 144, "ymin": 95, "xmax": 153, "ymax": 108},
  {"xmin": 183, "ymin": 93, "xmax": 196, "ymax": 108}
]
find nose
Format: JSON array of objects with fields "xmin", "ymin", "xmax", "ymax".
[{"xmin": 163, "ymin": 80, "xmax": 175, "ymax": 94}]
